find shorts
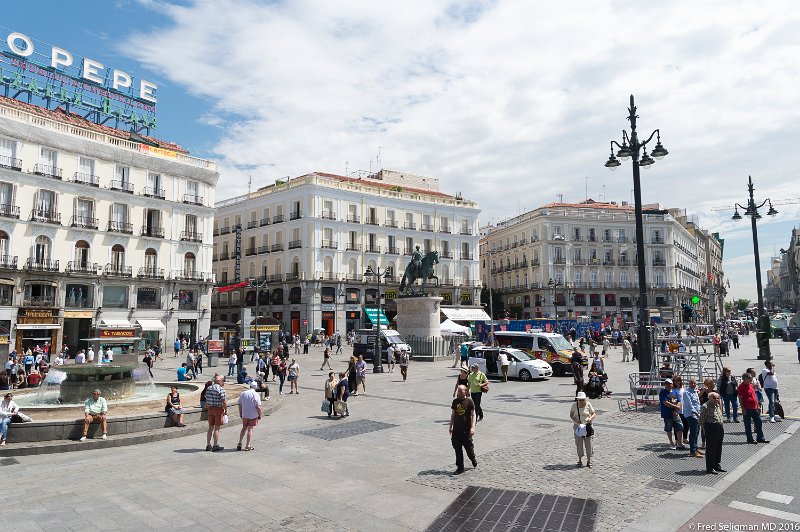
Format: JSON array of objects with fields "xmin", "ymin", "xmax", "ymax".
[
  {"xmin": 207, "ymin": 406, "xmax": 224, "ymax": 427},
  {"xmin": 663, "ymin": 416, "xmax": 683, "ymax": 432},
  {"xmin": 168, "ymin": 408, "xmax": 183, "ymax": 416},
  {"xmin": 356, "ymin": 375, "xmax": 365, "ymax": 384},
  {"xmin": 287, "ymin": 375, "xmax": 296, "ymax": 382},
  {"xmin": 242, "ymin": 417, "xmax": 259, "ymax": 428}
]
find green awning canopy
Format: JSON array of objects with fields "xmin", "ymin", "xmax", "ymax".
[{"xmin": 363, "ymin": 307, "xmax": 389, "ymax": 326}]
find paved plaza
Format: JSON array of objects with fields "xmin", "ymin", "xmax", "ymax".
[{"xmin": 0, "ymin": 334, "xmax": 798, "ymax": 531}]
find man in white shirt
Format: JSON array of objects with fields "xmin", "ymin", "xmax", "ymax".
[
  {"xmin": 105, "ymin": 348, "xmax": 114, "ymax": 363},
  {"xmin": 387, "ymin": 344, "xmax": 396, "ymax": 373},
  {"xmin": 87, "ymin": 348, "xmax": 95, "ymax": 363},
  {"xmin": 498, "ymin": 350, "xmax": 510, "ymax": 382},
  {"xmin": 761, "ymin": 361, "xmax": 780, "ymax": 422},
  {"xmin": 75, "ymin": 350, "xmax": 86, "ymax": 364},
  {"xmin": 237, "ymin": 381, "xmax": 262, "ymax": 451}
]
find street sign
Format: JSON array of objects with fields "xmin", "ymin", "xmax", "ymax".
[{"xmin": 302, "ymin": 319, "xmax": 308, "ymax": 326}]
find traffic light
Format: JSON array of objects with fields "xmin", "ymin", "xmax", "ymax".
[{"xmin": 682, "ymin": 304, "xmax": 693, "ymax": 323}]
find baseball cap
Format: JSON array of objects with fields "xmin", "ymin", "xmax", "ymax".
[
  {"xmin": 250, "ymin": 381, "xmax": 258, "ymax": 389},
  {"xmin": 663, "ymin": 378, "xmax": 673, "ymax": 384}
]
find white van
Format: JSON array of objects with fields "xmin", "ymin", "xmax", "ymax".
[
  {"xmin": 469, "ymin": 346, "xmax": 552, "ymax": 381},
  {"xmin": 352, "ymin": 329, "xmax": 411, "ymax": 361}
]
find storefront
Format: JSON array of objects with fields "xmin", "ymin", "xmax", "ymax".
[
  {"xmin": 63, "ymin": 310, "xmax": 93, "ymax": 355},
  {"xmin": 85, "ymin": 322, "xmax": 140, "ymax": 357},
  {"xmin": 177, "ymin": 319, "xmax": 197, "ymax": 343},
  {"xmin": 321, "ymin": 311, "xmax": 335, "ymax": 335},
  {"xmin": 16, "ymin": 308, "xmax": 60, "ymax": 355},
  {"xmin": 290, "ymin": 310, "xmax": 301, "ymax": 335},
  {"xmin": 345, "ymin": 311, "xmax": 360, "ymax": 334},
  {"xmin": 0, "ymin": 321, "xmax": 10, "ymax": 360},
  {"xmin": 363, "ymin": 307, "xmax": 389, "ymax": 329},
  {"xmin": 136, "ymin": 319, "xmax": 167, "ymax": 349}
]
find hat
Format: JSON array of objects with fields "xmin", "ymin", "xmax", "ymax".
[
  {"xmin": 664, "ymin": 378, "xmax": 673, "ymax": 384},
  {"xmin": 575, "ymin": 392, "xmax": 587, "ymax": 400},
  {"xmin": 250, "ymin": 381, "xmax": 258, "ymax": 389}
]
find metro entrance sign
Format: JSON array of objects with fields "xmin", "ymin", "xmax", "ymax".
[{"xmin": 1, "ymin": 30, "xmax": 158, "ymax": 133}]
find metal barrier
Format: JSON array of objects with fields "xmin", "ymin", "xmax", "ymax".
[{"xmin": 403, "ymin": 335, "xmax": 463, "ymax": 361}]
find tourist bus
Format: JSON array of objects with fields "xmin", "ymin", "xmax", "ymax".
[{"xmin": 491, "ymin": 330, "xmax": 584, "ymax": 377}]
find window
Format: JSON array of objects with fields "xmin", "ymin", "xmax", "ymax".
[
  {"xmin": 589, "ymin": 269, "xmax": 598, "ymax": 284},
  {"xmin": 114, "ymin": 165, "xmax": 131, "ymax": 191},
  {"xmin": 39, "ymin": 147, "xmax": 58, "ymax": 171},
  {"xmin": 110, "ymin": 203, "xmax": 128, "ymax": 231},
  {"xmin": 33, "ymin": 235, "xmax": 51, "ymax": 264},
  {"xmin": 405, "ymin": 237, "xmax": 413, "ymax": 254},
  {"xmin": 588, "ymin": 228, "xmax": 596, "ymax": 242},
  {"xmin": 145, "ymin": 209, "xmax": 161, "ymax": 234},
  {"xmin": 66, "ymin": 284, "xmax": 91, "ymax": 308},
  {"xmin": 386, "ymin": 210, "xmax": 396, "ymax": 225},
  {"xmin": 605, "ymin": 270, "xmax": 613, "ymax": 285},
  {"xmin": 618, "ymin": 228, "xmax": 626, "ymax": 242},
  {"xmin": 185, "ymin": 214, "xmax": 197, "ymax": 234},
  {"xmin": 574, "ymin": 270, "xmax": 583, "ymax": 284},
  {"xmin": 111, "ymin": 244, "xmax": 125, "ymax": 269},
  {"xmin": 147, "ymin": 172, "xmax": 162, "ymax": 196},
  {"xmin": 103, "ymin": 285, "xmax": 128, "ymax": 308},
  {"xmin": 369, "ymin": 233, "xmax": 378, "ymax": 252},
  {"xmin": 554, "ymin": 247, "xmax": 563, "ymax": 261},
  {"xmin": 186, "ymin": 180, "xmax": 200, "ymax": 202},
  {"xmin": 553, "ymin": 226, "xmax": 562, "ymax": 238},
  {"xmin": 74, "ymin": 198, "xmax": 94, "ymax": 227},
  {"xmin": 574, "ymin": 293, "xmax": 586, "ymax": 306},
  {"xmin": 144, "ymin": 248, "xmax": 157, "ymax": 273},
  {"xmin": 0, "ymin": 231, "xmax": 8, "ymax": 258},
  {"xmin": 573, "ymin": 227, "xmax": 581, "ymax": 240},
  {"xmin": 620, "ymin": 270, "xmax": 629, "ymax": 288},
  {"xmin": 178, "ymin": 290, "xmax": 197, "ymax": 310},
  {"xmin": 35, "ymin": 189, "xmax": 56, "ymax": 215},
  {"xmin": 77, "ymin": 157, "xmax": 95, "ymax": 182},
  {"xmin": 0, "ymin": 181, "xmax": 14, "ymax": 213},
  {"xmin": 184, "ymin": 252, "xmax": 196, "ymax": 275},
  {"xmin": 74, "ymin": 240, "xmax": 90, "ymax": 267},
  {"xmin": 0, "ymin": 138, "xmax": 18, "ymax": 167},
  {"xmin": 440, "ymin": 216, "xmax": 450, "ymax": 232},
  {"xmin": 137, "ymin": 287, "xmax": 160, "ymax": 309},
  {"xmin": 424, "ymin": 238, "xmax": 432, "ymax": 254}
]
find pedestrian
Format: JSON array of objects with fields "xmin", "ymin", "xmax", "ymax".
[
  {"xmin": 204, "ymin": 374, "xmax": 227, "ymax": 452},
  {"xmin": 659, "ymin": 379, "xmax": 684, "ymax": 450},
  {"xmin": 467, "ymin": 363, "xmax": 488, "ymax": 422},
  {"xmin": 355, "ymin": 355, "xmax": 367, "ymax": 395},
  {"xmin": 622, "ymin": 336, "xmax": 631, "ymax": 362},
  {"xmin": 320, "ymin": 347, "xmax": 332, "ymax": 371},
  {"xmin": 747, "ymin": 367, "xmax": 763, "ymax": 413},
  {"xmin": 673, "ymin": 376, "xmax": 689, "ymax": 443},
  {"xmin": 174, "ymin": 337, "xmax": 181, "ymax": 358},
  {"xmin": 602, "ymin": 336, "xmax": 610, "ymax": 358},
  {"xmin": 303, "ymin": 337, "xmax": 309, "ymax": 354},
  {"xmin": 682, "ymin": 378, "xmax": 702, "ymax": 457},
  {"xmin": 75, "ymin": 350, "xmax": 85, "ymax": 364},
  {"xmin": 498, "ymin": 349, "xmax": 510, "ymax": 382},
  {"xmin": 760, "ymin": 361, "xmax": 781, "ymax": 422},
  {"xmin": 237, "ymin": 381, "xmax": 262, "ymax": 451},
  {"xmin": 571, "ymin": 349, "xmax": 584, "ymax": 396},
  {"xmin": 399, "ymin": 347, "xmax": 410, "ymax": 382},
  {"xmin": 142, "ymin": 350, "xmax": 154, "ymax": 378},
  {"xmin": 324, "ymin": 372, "xmax": 337, "ymax": 418},
  {"xmin": 277, "ymin": 357, "xmax": 287, "ymax": 395},
  {"xmin": 387, "ymin": 344, "xmax": 396, "ymax": 373},
  {"xmin": 698, "ymin": 377, "xmax": 716, "ymax": 450},
  {"xmin": 335, "ymin": 335, "xmax": 343, "ymax": 356},
  {"xmin": 570, "ymin": 391, "xmax": 596, "ymax": 468},
  {"xmin": 195, "ymin": 351, "xmax": 203, "ymax": 375},
  {"xmin": 449, "ymin": 384, "xmax": 477, "ymax": 475},
  {"xmin": 288, "ymin": 358, "xmax": 300, "ymax": 394},
  {"xmin": 450, "ymin": 340, "xmax": 459, "ymax": 368},
  {"xmin": 166, "ymin": 385, "xmax": 186, "ymax": 427},
  {"xmin": 738, "ymin": 372, "xmax": 769, "ymax": 444},
  {"xmin": 86, "ymin": 347, "xmax": 95, "ymax": 364},
  {"xmin": 227, "ymin": 352, "xmax": 237, "ymax": 377},
  {"xmin": 335, "ymin": 371, "xmax": 350, "ymax": 417},
  {"xmin": 346, "ymin": 355, "xmax": 357, "ymax": 393},
  {"xmin": 186, "ymin": 350, "xmax": 196, "ymax": 379},
  {"xmin": 0, "ymin": 392, "xmax": 19, "ymax": 447},
  {"xmin": 796, "ymin": 336, "xmax": 800, "ymax": 364},
  {"xmin": 294, "ymin": 335, "xmax": 301, "ymax": 355},
  {"xmin": 271, "ymin": 352, "xmax": 280, "ymax": 383},
  {"xmin": 716, "ymin": 367, "xmax": 739, "ymax": 423},
  {"xmin": 453, "ymin": 368, "xmax": 470, "ymax": 397},
  {"xmin": 700, "ymin": 392, "xmax": 726, "ymax": 474},
  {"xmin": 459, "ymin": 342, "xmax": 470, "ymax": 369}
]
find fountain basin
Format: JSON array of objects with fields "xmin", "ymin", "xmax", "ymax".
[{"xmin": 57, "ymin": 363, "xmax": 140, "ymax": 404}]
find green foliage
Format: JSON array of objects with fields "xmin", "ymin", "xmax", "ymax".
[{"xmin": 735, "ymin": 298, "xmax": 751, "ymax": 311}]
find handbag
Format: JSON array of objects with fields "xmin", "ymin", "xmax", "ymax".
[
  {"xmin": 574, "ymin": 424, "xmax": 587, "ymax": 437},
  {"xmin": 321, "ymin": 399, "xmax": 331, "ymax": 412},
  {"xmin": 585, "ymin": 423, "xmax": 594, "ymax": 437},
  {"xmin": 334, "ymin": 400, "xmax": 346, "ymax": 415},
  {"xmin": 480, "ymin": 381, "xmax": 489, "ymax": 393},
  {"xmin": 222, "ymin": 414, "xmax": 229, "ymax": 425}
]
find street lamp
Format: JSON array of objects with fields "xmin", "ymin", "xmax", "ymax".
[
  {"xmin": 249, "ymin": 276, "xmax": 269, "ymax": 352},
  {"xmin": 731, "ymin": 175, "xmax": 778, "ymax": 360},
  {"xmin": 365, "ymin": 265, "xmax": 390, "ymax": 373},
  {"xmin": 548, "ymin": 278, "xmax": 562, "ymax": 332},
  {"xmin": 604, "ymin": 95, "xmax": 668, "ymax": 373}
]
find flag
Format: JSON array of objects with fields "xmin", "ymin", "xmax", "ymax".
[{"xmin": 214, "ymin": 281, "xmax": 249, "ymax": 294}]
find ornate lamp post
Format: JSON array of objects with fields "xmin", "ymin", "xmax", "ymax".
[
  {"xmin": 249, "ymin": 276, "xmax": 269, "ymax": 352},
  {"xmin": 365, "ymin": 265, "xmax": 390, "ymax": 372},
  {"xmin": 604, "ymin": 95, "xmax": 668, "ymax": 373},
  {"xmin": 731, "ymin": 175, "xmax": 778, "ymax": 360}
]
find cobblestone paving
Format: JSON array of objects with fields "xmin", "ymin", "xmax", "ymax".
[{"xmin": 298, "ymin": 418, "xmax": 398, "ymax": 441}]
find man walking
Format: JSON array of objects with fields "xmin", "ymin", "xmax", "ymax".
[
  {"xmin": 449, "ymin": 384, "xmax": 477, "ymax": 475},
  {"xmin": 386, "ymin": 344, "xmax": 396, "ymax": 373},
  {"xmin": 399, "ymin": 347, "xmax": 410, "ymax": 382},
  {"xmin": 355, "ymin": 355, "xmax": 367, "ymax": 395},
  {"xmin": 205, "ymin": 375, "xmax": 227, "ymax": 452},
  {"xmin": 682, "ymin": 379, "xmax": 702, "ymax": 457},
  {"xmin": 186, "ymin": 349, "xmax": 196, "ymax": 379},
  {"xmin": 659, "ymin": 379, "xmax": 684, "ymax": 450},
  {"xmin": 738, "ymin": 372, "xmax": 769, "ymax": 444},
  {"xmin": 622, "ymin": 336, "xmax": 631, "ymax": 363},
  {"xmin": 700, "ymin": 392, "xmax": 726, "ymax": 474},
  {"xmin": 237, "ymin": 381, "xmax": 262, "ymax": 451}
]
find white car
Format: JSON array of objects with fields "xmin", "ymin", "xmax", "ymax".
[{"xmin": 468, "ymin": 347, "xmax": 552, "ymax": 381}]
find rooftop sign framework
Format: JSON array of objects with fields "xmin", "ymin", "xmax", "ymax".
[{"xmin": 0, "ymin": 30, "xmax": 158, "ymax": 134}]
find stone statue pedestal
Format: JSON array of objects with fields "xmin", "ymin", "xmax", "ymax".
[{"xmin": 395, "ymin": 296, "xmax": 442, "ymax": 338}]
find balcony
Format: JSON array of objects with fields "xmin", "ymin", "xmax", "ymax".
[
  {"xmin": 572, "ymin": 236, "xmax": 583, "ymax": 242},
  {"xmin": 618, "ymin": 236, "xmax": 628, "ymax": 243},
  {"xmin": 272, "ymin": 214, "xmax": 285, "ymax": 224},
  {"xmin": 653, "ymin": 259, "xmax": 666, "ymax": 266},
  {"xmin": 532, "ymin": 259, "xmax": 540, "ymax": 266},
  {"xmin": 0, "ymin": 204, "xmax": 20, "ymax": 219},
  {"xmin": 589, "ymin": 258, "xmax": 601, "ymax": 265},
  {"xmin": 247, "ymin": 220, "xmax": 258, "ymax": 229},
  {"xmin": 70, "ymin": 216, "xmax": 98, "ymax": 230},
  {"xmin": 33, "ymin": 163, "xmax": 62, "ymax": 179},
  {"xmin": 260, "ymin": 218, "xmax": 269, "ymax": 227},
  {"xmin": 440, "ymin": 251, "xmax": 453, "ymax": 259},
  {"xmin": 603, "ymin": 259, "xmax": 615, "ymax": 266},
  {"xmin": 183, "ymin": 194, "xmax": 204, "ymax": 206},
  {"xmin": 365, "ymin": 217, "xmax": 380, "ymax": 226},
  {"xmin": 141, "ymin": 226, "xmax": 165, "ymax": 238},
  {"xmin": 0, "ymin": 155, "xmax": 22, "ymax": 171},
  {"xmin": 460, "ymin": 228, "xmax": 473, "ymax": 235},
  {"xmin": 321, "ymin": 240, "xmax": 338, "ymax": 249},
  {"xmin": 588, "ymin": 282, "xmax": 603, "ymax": 289},
  {"xmin": 520, "ymin": 261, "xmax": 528, "ymax": 269},
  {"xmin": 137, "ymin": 267, "xmax": 165, "ymax": 279},
  {"xmin": 461, "ymin": 252, "xmax": 473, "ymax": 260},
  {"xmin": 289, "ymin": 211, "xmax": 302, "ymax": 220},
  {"xmin": 439, "ymin": 226, "xmax": 452, "ymax": 234},
  {"xmin": 288, "ymin": 240, "xmax": 302, "ymax": 249},
  {"xmin": 387, "ymin": 246, "xmax": 400, "ymax": 255},
  {"xmin": 572, "ymin": 258, "xmax": 586, "ymax": 265},
  {"xmin": 65, "ymin": 297, "xmax": 92, "ymax": 309},
  {"xmin": 269, "ymin": 273, "xmax": 283, "ymax": 282},
  {"xmin": 420, "ymin": 223, "xmax": 434, "ymax": 232},
  {"xmin": 587, "ymin": 236, "xmax": 597, "ymax": 242},
  {"xmin": 347, "ymin": 215, "xmax": 360, "ymax": 223},
  {"xmin": 271, "ymin": 243, "xmax": 284, "ymax": 252},
  {"xmin": 346, "ymin": 243, "xmax": 361, "ymax": 252},
  {"xmin": 110, "ymin": 180, "xmax": 134, "ymax": 193},
  {"xmin": 220, "ymin": 226, "xmax": 231, "ymax": 235},
  {"xmin": 258, "ymin": 245, "xmax": 269, "ymax": 254},
  {"xmin": 652, "ymin": 238, "xmax": 665, "ymax": 245},
  {"xmin": 173, "ymin": 270, "xmax": 212, "ymax": 282},
  {"xmin": 142, "ymin": 186, "xmax": 166, "ymax": 199},
  {"xmin": 26, "ymin": 258, "xmax": 59, "ymax": 272},
  {"xmin": 108, "ymin": 221, "xmax": 133, "ymax": 234},
  {"xmin": 245, "ymin": 248, "xmax": 257, "ymax": 256},
  {"xmin": 72, "ymin": 172, "xmax": 100, "ymax": 187},
  {"xmin": 0, "ymin": 255, "xmax": 17, "ymax": 269},
  {"xmin": 30, "ymin": 209, "xmax": 61, "ymax": 225},
  {"xmin": 320, "ymin": 211, "xmax": 336, "ymax": 221},
  {"xmin": 23, "ymin": 296, "xmax": 56, "ymax": 307},
  {"xmin": 66, "ymin": 261, "xmax": 98, "ymax": 275},
  {"xmin": 317, "ymin": 271, "xmax": 338, "ymax": 280},
  {"xmin": 366, "ymin": 246, "xmax": 381, "ymax": 254},
  {"xmin": 136, "ymin": 300, "xmax": 162, "ymax": 310},
  {"xmin": 219, "ymin": 251, "xmax": 230, "ymax": 260},
  {"xmin": 403, "ymin": 222, "xmax": 416, "ymax": 230},
  {"xmin": 180, "ymin": 231, "xmax": 202, "ymax": 243},
  {"xmin": 384, "ymin": 220, "xmax": 398, "ymax": 228},
  {"xmin": 554, "ymin": 257, "xmax": 566, "ymax": 264},
  {"xmin": 105, "ymin": 264, "xmax": 132, "ymax": 277},
  {"xmin": 178, "ymin": 300, "xmax": 197, "ymax": 310},
  {"xmin": 403, "ymin": 248, "xmax": 413, "ymax": 256}
]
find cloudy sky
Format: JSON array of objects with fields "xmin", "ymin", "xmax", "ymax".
[{"xmin": 6, "ymin": 0, "xmax": 800, "ymax": 303}]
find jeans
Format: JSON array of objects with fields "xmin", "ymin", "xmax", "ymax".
[
  {"xmin": 722, "ymin": 394, "xmax": 738, "ymax": 421},
  {"xmin": 451, "ymin": 431, "xmax": 476, "ymax": 470},
  {"xmin": 227, "ymin": 363, "xmax": 235, "ymax": 377},
  {"xmin": 278, "ymin": 374, "xmax": 285, "ymax": 393},
  {"xmin": 743, "ymin": 408, "xmax": 764, "ymax": 441},
  {"xmin": 0, "ymin": 417, "xmax": 10, "ymax": 440},
  {"xmin": 685, "ymin": 416, "xmax": 700, "ymax": 453},
  {"xmin": 765, "ymin": 388, "xmax": 778, "ymax": 418},
  {"xmin": 472, "ymin": 392, "xmax": 483, "ymax": 420}
]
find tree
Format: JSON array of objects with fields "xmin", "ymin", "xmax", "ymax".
[
  {"xmin": 724, "ymin": 301, "xmax": 734, "ymax": 314},
  {"xmin": 507, "ymin": 304, "xmax": 523, "ymax": 320},
  {"xmin": 735, "ymin": 298, "xmax": 751, "ymax": 312},
  {"xmin": 479, "ymin": 287, "xmax": 504, "ymax": 319}
]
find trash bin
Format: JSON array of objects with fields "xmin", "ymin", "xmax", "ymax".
[{"xmin": 207, "ymin": 353, "xmax": 219, "ymax": 367}]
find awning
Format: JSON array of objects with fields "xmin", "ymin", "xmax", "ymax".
[
  {"xmin": 363, "ymin": 307, "xmax": 389, "ymax": 326},
  {"xmin": 440, "ymin": 307, "xmax": 492, "ymax": 322},
  {"xmin": 100, "ymin": 319, "xmax": 132, "ymax": 328},
  {"xmin": 136, "ymin": 319, "xmax": 166, "ymax": 331},
  {"xmin": 15, "ymin": 324, "xmax": 61, "ymax": 330},
  {"xmin": 81, "ymin": 337, "xmax": 142, "ymax": 343}
]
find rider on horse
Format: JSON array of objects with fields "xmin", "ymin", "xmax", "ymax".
[{"xmin": 410, "ymin": 246, "xmax": 423, "ymax": 277}]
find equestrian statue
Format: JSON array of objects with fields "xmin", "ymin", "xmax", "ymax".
[{"xmin": 399, "ymin": 246, "xmax": 439, "ymax": 294}]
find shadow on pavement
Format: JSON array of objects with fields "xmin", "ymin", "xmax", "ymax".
[
  {"xmin": 542, "ymin": 463, "xmax": 581, "ymax": 471},
  {"xmin": 173, "ymin": 448, "xmax": 207, "ymax": 453},
  {"xmin": 418, "ymin": 469, "xmax": 456, "ymax": 476}
]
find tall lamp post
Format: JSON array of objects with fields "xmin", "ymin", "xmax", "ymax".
[
  {"xmin": 249, "ymin": 276, "xmax": 269, "ymax": 352},
  {"xmin": 731, "ymin": 175, "xmax": 778, "ymax": 360},
  {"xmin": 365, "ymin": 265, "xmax": 390, "ymax": 373},
  {"xmin": 548, "ymin": 278, "xmax": 562, "ymax": 332},
  {"xmin": 604, "ymin": 95, "xmax": 669, "ymax": 373}
]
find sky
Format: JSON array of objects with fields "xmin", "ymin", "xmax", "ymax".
[{"xmin": 3, "ymin": 0, "xmax": 800, "ymax": 305}]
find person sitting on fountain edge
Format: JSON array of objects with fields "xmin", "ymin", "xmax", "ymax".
[
  {"xmin": 237, "ymin": 365, "xmax": 253, "ymax": 385},
  {"xmin": 177, "ymin": 363, "xmax": 193, "ymax": 382},
  {"xmin": 80, "ymin": 389, "xmax": 108, "ymax": 442}
]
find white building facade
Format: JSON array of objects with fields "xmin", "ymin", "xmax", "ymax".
[
  {"xmin": 0, "ymin": 97, "xmax": 218, "ymax": 358},
  {"xmin": 480, "ymin": 200, "xmax": 724, "ymax": 324},
  {"xmin": 212, "ymin": 170, "xmax": 481, "ymax": 335}
]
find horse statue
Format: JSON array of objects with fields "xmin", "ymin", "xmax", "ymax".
[{"xmin": 400, "ymin": 250, "xmax": 439, "ymax": 294}]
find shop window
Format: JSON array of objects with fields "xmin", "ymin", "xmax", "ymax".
[
  {"xmin": 321, "ymin": 287, "xmax": 336, "ymax": 304},
  {"xmin": 345, "ymin": 288, "xmax": 360, "ymax": 304},
  {"xmin": 289, "ymin": 287, "xmax": 302, "ymax": 304},
  {"xmin": 258, "ymin": 289, "xmax": 269, "ymax": 305},
  {"xmin": 137, "ymin": 287, "xmax": 160, "ymax": 309},
  {"xmin": 66, "ymin": 284, "xmax": 92, "ymax": 308},
  {"xmin": 0, "ymin": 285, "xmax": 12, "ymax": 306},
  {"xmin": 178, "ymin": 290, "xmax": 197, "ymax": 310},
  {"xmin": 589, "ymin": 294, "xmax": 601, "ymax": 307},
  {"xmin": 574, "ymin": 294, "xmax": 586, "ymax": 306},
  {"xmin": 245, "ymin": 290, "xmax": 256, "ymax": 306},
  {"xmin": 365, "ymin": 288, "xmax": 378, "ymax": 305},
  {"xmin": 604, "ymin": 294, "xmax": 616, "ymax": 307},
  {"xmin": 103, "ymin": 285, "xmax": 128, "ymax": 308},
  {"xmin": 271, "ymin": 288, "xmax": 283, "ymax": 305}
]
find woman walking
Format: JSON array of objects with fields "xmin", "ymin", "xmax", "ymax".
[
  {"xmin": 324, "ymin": 372, "xmax": 337, "ymax": 418},
  {"xmin": 320, "ymin": 347, "xmax": 332, "ymax": 371},
  {"xmin": 277, "ymin": 357, "xmax": 287, "ymax": 395},
  {"xmin": 271, "ymin": 352, "xmax": 280, "ymax": 383},
  {"xmin": 570, "ymin": 391, "xmax": 596, "ymax": 468},
  {"xmin": 467, "ymin": 363, "xmax": 489, "ymax": 422},
  {"xmin": 346, "ymin": 356, "xmax": 357, "ymax": 395},
  {"xmin": 716, "ymin": 367, "xmax": 739, "ymax": 423},
  {"xmin": 453, "ymin": 368, "xmax": 470, "ymax": 397}
]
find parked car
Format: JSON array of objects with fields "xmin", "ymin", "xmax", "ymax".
[{"xmin": 469, "ymin": 346, "xmax": 552, "ymax": 381}]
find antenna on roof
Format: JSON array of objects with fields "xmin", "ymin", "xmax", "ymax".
[
  {"xmin": 377, "ymin": 147, "xmax": 383, "ymax": 170},
  {"xmin": 345, "ymin": 161, "xmax": 349, "ymax": 176},
  {"xmin": 248, "ymin": 175, "xmax": 252, "ymax": 195},
  {"xmin": 585, "ymin": 177, "xmax": 589, "ymax": 201},
  {"xmin": 557, "ymin": 193, "xmax": 564, "ymax": 203},
  {"xmin": 602, "ymin": 184, "xmax": 605, "ymax": 202}
]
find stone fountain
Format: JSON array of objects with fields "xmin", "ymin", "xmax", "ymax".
[{"xmin": 57, "ymin": 363, "xmax": 139, "ymax": 404}]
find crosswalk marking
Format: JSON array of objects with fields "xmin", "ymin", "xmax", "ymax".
[
  {"xmin": 729, "ymin": 501, "xmax": 800, "ymax": 523},
  {"xmin": 758, "ymin": 491, "xmax": 795, "ymax": 505}
]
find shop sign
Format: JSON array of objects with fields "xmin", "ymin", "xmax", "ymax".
[
  {"xmin": 98, "ymin": 328, "xmax": 136, "ymax": 338},
  {"xmin": 321, "ymin": 311, "xmax": 335, "ymax": 319},
  {"xmin": 207, "ymin": 340, "xmax": 224, "ymax": 353},
  {"xmin": 0, "ymin": 334, "xmax": 9, "ymax": 344},
  {"xmin": 384, "ymin": 290, "xmax": 397, "ymax": 300},
  {"xmin": 19, "ymin": 309, "xmax": 56, "ymax": 318},
  {"xmin": 346, "ymin": 311, "xmax": 361, "ymax": 320},
  {"xmin": 64, "ymin": 310, "xmax": 93, "ymax": 318},
  {"xmin": 440, "ymin": 292, "xmax": 452, "ymax": 303},
  {"xmin": 249, "ymin": 325, "xmax": 279, "ymax": 332},
  {"xmin": 461, "ymin": 292, "xmax": 473, "ymax": 304}
]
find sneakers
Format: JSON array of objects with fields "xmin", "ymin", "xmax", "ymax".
[
  {"xmin": 453, "ymin": 468, "xmax": 465, "ymax": 475},
  {"xmin": 205, "ymin": 444, "xmax": 212, "ymax": 451},
  {"xmin": 770, "ymin": 417, "xmax": 776, "ymax": 423},
  {"xmin": 79, "ymin": 436, "xmax": 87, "ymax": 442},
  {"xmin": 211, "ymin": 445, "xmax": 224, "ymax": 452},
  {"xmin": 669, "ymin": 446, "xmax": 677, "ymax": 450},
  {"xmin": 775, "ymin": 417, "xmax": 782, "ymax": 422},
  {"xmin": 471, "ymin": 457, "xmax": 478, "ymax": 468},
  {"xmin": 279, "ymin": 392, "xmax": 285, "ymax": 395},
  {"xmin": 756, "ymin": 439, "xmax": 770, "ymax": 444},
  {"xmin": 101, "ymin": 434, "xmax": 107, "ymax": 440}
]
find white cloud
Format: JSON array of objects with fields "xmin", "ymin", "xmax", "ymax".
[{"xmin": 122, "ymin": 0, "xmax": 800, "ymax": 300}]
